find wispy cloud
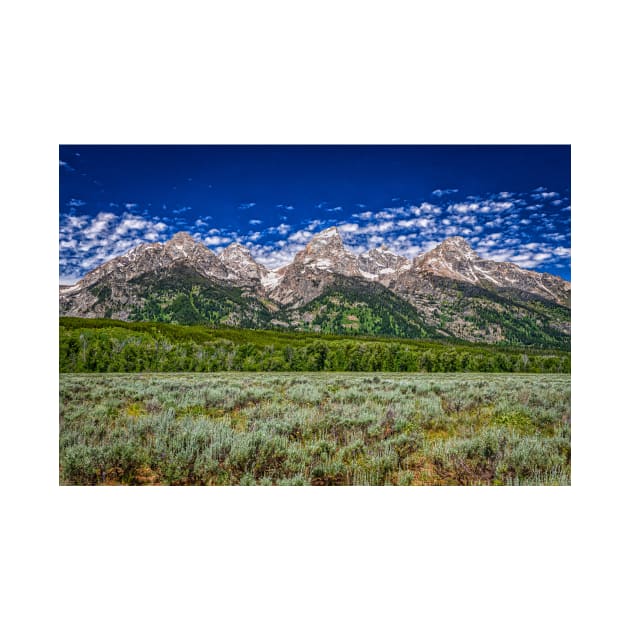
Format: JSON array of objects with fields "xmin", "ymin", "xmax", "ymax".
[
  {"xmin": 59, "ymin": 211, "xmax": 170, "ymax": 281},
  {"xmin": 531, "ymin": 191, "xmax": 559, "ymax": 201},
  {"xmin": 248, "ymin": 242, "xmax": 305, "ymax": 269},
  {"xmin": 238, "ymin": 202, "xmax": 256, "ymax": 210},
  {"xmin": 203, "ymin": 235, "xmax": 231, "ymax": 246},
  {"xmin": 288, "ymin": 229, "xmax": 314, "ymax": 244},
  {"xmin": 60, "ymin": 185, "xmax": 570, "ymax": 281},
  {"xmin": 227, "ymin": 187, "xmax": 570, "ymax": 274},
  {"xmin": 432, "ymin": 188, "xmax": 459, "ymax": 197},
  {"xmin": 267, "ymin": 222, "xmax": 291, "ymax": 236},
  {"xmin": 59, "ymin": 160, "xmax": 75, "ymax": 172}
]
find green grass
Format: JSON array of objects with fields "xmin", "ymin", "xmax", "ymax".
[{"xmin": 59, "ymin": 372, "xmax": 570, "ymax": 486}]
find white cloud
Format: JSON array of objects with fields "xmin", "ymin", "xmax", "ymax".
[
  {"xmin": 249, "ymin": 242, "xmax": 305, "ymax": 269},
  {"xmin": 531, "ymin": 191, "xmax": 559, "ymax": 201},
  {"xmin": 338, "ymin": 223, "xmax": 359, "ymax": 234},
  {"xmin": 395, "ymin": 244, "xmax": 423, "ymax": 258},
  {"xmin": 66, "ymin": 215, "xmax": 88, "ymax": 229},
  {"xmin": 267, "ymin": 223, "xmax": 291, "ymax": 236},
  {"xmin": 60, "ymin": 187, "xmax": 570, "ymax": 282},
  {"xmin": 83, "ymin": 212, "xmax": 117, "ymax": 239},
  {"xmin": 448, "ymin": 203, "xmax": 478, "ymax": 214},
  {"xmin": 366, "ymin": 235, "xmax": 384, "ymax": 248},
  {"xmin": 484, "ymin": 218, "xmax": 504, "ymax": 227},
  {"xmin": 374, "ymin": 210, "xmax": 395, "ymax": 220},
  {"xmin": 246, "ymin": 231, "xmax": 262, "ymax": 241},
  {"xmin": 366, "ymin": 221, "xmax": 394, "ymax": 234},
  {"xmin": 410, "ymin": 203, "xmax": 440, "ymax": 215},
  {"xmin": 60, "ymin": 211, "xmax": 174, "ymax": 280},
  {"xmin": 288, "ymin": 230, "xmax": 314, "ymax": 243},
  {"xmin": 397, "ymin": 217, "xmax": 432, "ymax": 229},
  {"xmin": 204, "ymin": 235, "xmax": 231, "ymax": 246},
  {"xmin": 432, "ymin": 188, "xmax": 459, "ymax": 197},
  {"xmin": 115, "ymin": 218, "xmax": 148, "ymax": 235}
]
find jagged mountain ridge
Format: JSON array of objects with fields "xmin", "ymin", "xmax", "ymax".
[
  {"xmin": 406, "ymin": 236, "xmax": 570, "ymax": 305},
  {"xmin": 59, "ymin": 227, "xmax": 571, "ymax": 346},
  {"xmin": 218, "ymin": 242, "xmax": 270, "ymax": 284}
]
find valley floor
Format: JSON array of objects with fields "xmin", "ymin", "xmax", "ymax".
[{"xmin": 59, "ymin": 372, "xmax": 570, "ymax": 486}]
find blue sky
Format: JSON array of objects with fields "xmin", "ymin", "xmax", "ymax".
[{"xmin": 59, "ymin": 145, "xmax": 571, "ymax": 283}]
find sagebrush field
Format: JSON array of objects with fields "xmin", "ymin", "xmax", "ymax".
[{"xmin": 59, "ymin": 373, "xmax": 570, "ymax": 485}]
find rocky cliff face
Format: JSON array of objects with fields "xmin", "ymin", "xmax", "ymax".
[
  {"xmin": 217, "ymin": 242, "xmax": 270, "ymax": 285},
  {"xmin": 357, "ymin": 245, "xmax": 411, "ymax": 284},
  {"xmin": 60, "ymin": 227, "xmax": 571, "ymax": 346},
  {"xmin": 62, "ymin": 231, "xmax": 228, "ymax": 290},
  {"xmin": 59, "ymin": 232, "xmax": 231, "ymax": 318},
  {"xmin": 403, "ymin": 236, "xmax": 570, "ymax": 306},
  {"xmin": 266, "ymin": 227, "xmax": 364, "ymax": 306}
]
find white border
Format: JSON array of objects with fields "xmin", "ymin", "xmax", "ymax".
[{"xmin": 4, "ymin": 2, "xmax": 627, "ymax": 629}]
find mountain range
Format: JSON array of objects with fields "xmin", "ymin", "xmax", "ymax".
[{"xmin": 59, "ymin": 227, "xmax": 571, "ymax": 348}]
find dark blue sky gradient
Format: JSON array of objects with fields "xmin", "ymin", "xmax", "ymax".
[{"xmin": 59, "ymin": 145, "xmax": 571, "ymax": 282}]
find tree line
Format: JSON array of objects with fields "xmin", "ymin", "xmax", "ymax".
[{"xmin": 59, "ymin": 320, "xmax": 570, "ymax": 373}]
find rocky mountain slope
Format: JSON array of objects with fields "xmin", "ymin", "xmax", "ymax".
[
  {"xmin": 217, "ymin": 242, "xmax": 271, "ymax": 286},
  {"xmin": 406, "ymin": 236, "xmax": 569, "ymax": 305},
  {"xmin": 59, "ymin": 228, "xmax": 571, "ymax": 347}
]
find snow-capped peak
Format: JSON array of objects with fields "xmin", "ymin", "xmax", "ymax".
[
  {"xmin": 218, "ymin": 242, "xmax": 267, "ymax": 282},
  {"xmin": 168, "ymin": 231, "xmax": 198, "ymax": 245},
  {"xmin": 311, "ymin": 226, "xmax": 340, "ymax": 240},
  {"xmin": 440, "ymin": 236, "xmax": 475, "ymax": 252},
  {"xmin": 219, "ymin": 242, "xmax": 256, "ymax": 261},
  {"xmin": 223, "ymin": 242, "xmax": 250, "ymax": 252},
  {"xmin": 357, "ymin": 245, "xmax": 410, "ymax": 279},
  {"xmin": 415, "ymin": 238, "xmax": 486, "ymax": 283}
]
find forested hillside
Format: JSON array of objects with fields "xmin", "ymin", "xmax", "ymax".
[{"xmin": 60, "ymin": 318, "xmax": 570, "ymax": 373}]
